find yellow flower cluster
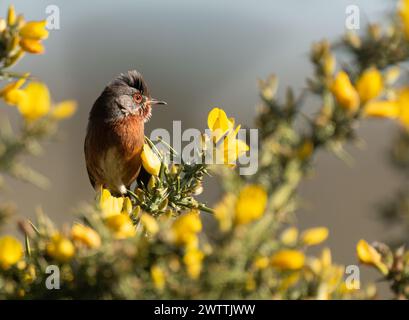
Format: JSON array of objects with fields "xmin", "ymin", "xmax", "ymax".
[
  {"xmin": 331, "ymin": 68, "xmax": 383, "ymax": 112},
  {"xmin": 171, "ymin": 211, "xmax": 205, "ymax": 279},
  {"xmin": 0, "ymin": 79, "xmax": 77, "ymax": 122},
  {"xmin": 331, "ymin": 66, "xmax": 409, "ymax": 130},
  {"xmin": 171, "ymin": 210, "xmax": 202, "ymax": 249},
  {"xmin": 214, "ymin": 184, "xmax": 267, "ymax": 231},
  {"xmin": 0, "ymin": 5, "xmax": 48, "ymax": 68}
]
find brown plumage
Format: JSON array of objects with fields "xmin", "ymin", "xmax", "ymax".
[{"xmin": 84, "ymin": 70, "xmax": 166, "ymax": 195}]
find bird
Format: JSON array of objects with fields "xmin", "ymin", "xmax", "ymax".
[{"xmin": 84, "ymin": 70, "xmax": 166, "ymax": 196}]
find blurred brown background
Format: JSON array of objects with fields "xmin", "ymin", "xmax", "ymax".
[{"xmin": 0, "ymin": 0, "xmax": 401, "ymax": 295}]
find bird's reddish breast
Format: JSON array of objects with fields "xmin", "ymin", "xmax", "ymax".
[{"xmin": 112, "ymin": 115, "xmax": 144, "ymax": 159}]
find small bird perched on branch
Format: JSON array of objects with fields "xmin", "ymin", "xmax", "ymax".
[{"xmin": 84, "ymin": 70, "xmax": 166, "ymax": 195}]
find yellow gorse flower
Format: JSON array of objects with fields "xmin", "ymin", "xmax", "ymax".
[
  {"xmin": 271, "ymin": 249, "xmax": 305, "ymax": 271},
  {"xmin": 0, "ymin": 80, "xmax": 77, "ymax": 122},
  {"xmin": 140, "ymin": 213, "xmax": 159, "ymax": 235},
  {"xmin": 207, "ymin": 108, "xmax": 249, "ymax": 165},
  {"xmin": 396, "ymin": 87, "xmax": 409, "ymax": 129},
  {"xmin": 220, "ymin": 125, "xmax": 250, "ymax": 166},
  {"xmin": 18, "ymin": 19, "xmax": 48, "ymax": 54},
  {"xmin": 151, "ymin": 265, "xmax": 166, "ymax": 291},
  {"xmin": 183, "ymin": 247, "xmax": 204, "ymax": 280},
  {"xmin": 141, "ymin": 143, "xmax": 161, "ymax": 176},
  {"xmin": 46, "ymin": 234, "xmax": 75, "ymax": 263},
  {"xmin": 171, "ymin": 210, "xmax": 202, "ymax": 248},
  {"xmin": 99, "ymin": 188, "xmax": 130, "ymax": 217},
  {"xmin": 355, "ymin": 67, "xmax": 383, "ymax": 103},
  {"xmin": 331, "ymin": 71, "xmax": 360, "ymax": 112},
  {"xmin": 356, "ymin": 239, "xmax": 388, "ymax": 275},
  {"xmin": 0, "ymin": 73, "xmax": 29, "ymax": 105},
  {"xmin": 19, "ymin": 21, "xmax": 49, "ymax": 40},
  {"xmin": 364, "ymin": 100, "xmax": 400, "ymax": 118},
  {"xmin": 301, "ymin": 227, "xmax": 329, "ymax": 246},
  {"xmin": 253, "ymin": 256, "xmax": 269, "ymax": 270},
  {"xmin": 214, "ymin": 193, "xmax": 236, "ymax": 232},
  {"xmin": 235, "ymin": 185, "xmax": 267, "ymax": 225},
  {"xmin": 19, "ymin": 38, "xmax": 45, "ymax": 54},
  {"xmin": 7, "ymin": 5, "xmax": 16, "ymax": 26},
  {"xmin": 207, "ymin": 107, "xmax": 234, "ymax": 142},
  {"xmin": 50, "ymin": 101, "xmax": 78, "ymax": 120},
  {"xmin": 105, "ymin": 214, "xmax": 136, "ymax": 239},
  {"xmin": 71, "ymin": 224, "xmax": 101, "ymax": 249},
  {"xmin": 0, "ymin": 235, "xmax": 23, "ymax": 269},
  {"xmin": 280, "ymin": 227, "xmax": 299, "ymax": 246},
  {"xmin": 17, "ymin": 82, "xmax": 51, "ymax": 120}
]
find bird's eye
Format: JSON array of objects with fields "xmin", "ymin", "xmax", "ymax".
[{"xmin": 133, "ymin": 93, "xmax": 143, "ymax": 104}]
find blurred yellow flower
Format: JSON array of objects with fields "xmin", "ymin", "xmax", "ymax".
[
  {"xmin": 280, "ymin": 227, "xmax": 299, "ymax": 246},
  {"xmin": 253, "ymin": 256, "xmax": 269, "ymax": 270},
  {"xmin": 105, "ymin": 214, "xmax": 136, "ymax": 239},
  {"xmin": 183, "ymin": 247, "xmax": 204, "ymax": 280},
  {"xmin": 17, "ymin": 82, "xmax": 52, "ymax": 120},
  {"xmin": 214, "ymin": 193, "xmax": 236, "ymax": 232},
  {"xmin": 1, "ymin": 79, "xmax": 76, "ymax": 122},
  {"xmin": 171, "ymin": 211, "xmax": 202, "ymax": 248},
  {"xmin": 46, "ymin": 234, "xmax": 75, "ymax": 263},
  {"xmin": 7, "ymin": 5, "xmax": 16, "ymax": 26},
  {"xmin": 356, "ymin": 67, "xmax": 383, "ymax": 103},
  {"xmin": 141, "ymin": 143, "xmax": 161, "ymax": 176},
  {"xmin": 151, "ymin": 265, "xmax": 165, "ymax": 291},
  {"xmin": 396, "ymin": 88, "xmax": 409, "ymax": 128},
  {"xmin": 71, "ymin": 224, "xmax": 101, "ymax": 249},
  {"xmin": 356, "ymin": 240, "xmax": 388, "ymax": 275},
  {"xmin": 364, "ymin": 100, "xmax": 400, "ymax": 118},
  {"xmin": 235, "ymin": 185, "xmax": 267, "ymax": 225},
  {"xmin": 0, "ymin": 74, "xmax": 29, "ymax": 105},
  {"xmin": 140, "ymin": 213, "xmax": 159, "ymax": 235},
  {"xmin": 271, "ymin": 250, "xmax": 305, "ymax": 271},
  {"xmin": 331, "ymin": 71, "xmax": 360, "ymax": 112},
  {"xmin": 0, "ymin": 235, "xmax": 23, "ymax": 269},
  {"xmin": 51, "ymin": 101, "xmax": 77, "ymax": 120},
  {"xmin": 301, "ymin": 227, "xmax": 329, "ymax": 246},
  {"xmin": 19, "ymin": 21, "xmax": 49, "ymax": 40},
  {"xmin": 19, "ymin": 38, "xmax": 45, "ymax": 54}
]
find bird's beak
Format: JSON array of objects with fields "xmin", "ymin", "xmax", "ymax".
[{"xmin": 148, "ymin": 98, "xmax": 167, "ymax": 106}]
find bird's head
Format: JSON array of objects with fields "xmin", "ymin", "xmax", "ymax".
[{"xmin": 98, "ymin": 70, "xmax": 166, "ymax": 123}]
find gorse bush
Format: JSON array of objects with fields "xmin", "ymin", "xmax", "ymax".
[{"xmin": 1, "ymin": 1, "xmax": 409, "ymax": 299}]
